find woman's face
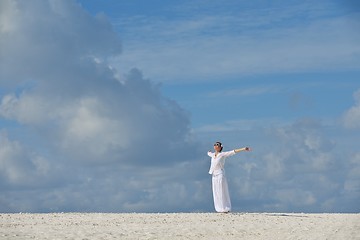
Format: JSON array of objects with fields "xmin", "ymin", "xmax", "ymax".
[{"xmin": 213, "ymin": 144, "xmax": 222, "ymax": 152}]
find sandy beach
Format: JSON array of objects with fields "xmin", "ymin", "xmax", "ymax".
[{"xmin": 1, "ymin": 212, "xmax": 359, "ymax": 240}]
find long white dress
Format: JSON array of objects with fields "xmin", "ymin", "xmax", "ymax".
[{"xmin": 208, "ymin": 150, "xmax": 236, "ymax": 213}]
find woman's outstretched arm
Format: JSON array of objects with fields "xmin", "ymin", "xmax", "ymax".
[{"xmin": 234, "ymin": 147, "xmax": 251, "ymax": 153}]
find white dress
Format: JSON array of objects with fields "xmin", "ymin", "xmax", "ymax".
[{"xmin": 208, "ymin": 150, "xmax": 236, "ymax": 213}]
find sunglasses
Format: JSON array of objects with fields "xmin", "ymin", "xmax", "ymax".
[{"xmin": 214, "ymin": 143, "xmax": 222, "ymax": 147}]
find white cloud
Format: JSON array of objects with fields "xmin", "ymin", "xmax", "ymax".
[
  {"xmin": 0, "ymin": 0, "xmax": 195, "ymax": 162},
  {"xmin": 343, "ymin": 89, "xmax": 360, "ymax": 129},
  {"xmin": 0, "ymin": 0, "xmax": 204, "ymax": 212},
  {"xmin": 0, "ymin": 0, "xmax": 121, "ymax": 86},
  {"xmin": 0, "ymin": 93, "xmax": 54, "ymax": 125},
  {"xmin": 0, "ymin": 131, "xmax": 53, "ymax": 186}
]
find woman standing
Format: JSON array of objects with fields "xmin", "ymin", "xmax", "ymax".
[{"xmin": 208, "ymin": 141, "xmax": 251, "ymax": 213}]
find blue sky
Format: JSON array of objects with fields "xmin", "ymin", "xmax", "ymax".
[
  {"xmin": 0, "ymin": 0, "xmax": 359, "ymax": 213},
  {"xmin": 79, "ymin": 0, "xmax": 360, "ymax": 126}
]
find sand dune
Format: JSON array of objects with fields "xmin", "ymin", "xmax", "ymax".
[{"xmin": 1, "ymin": 212, "xmax": 359, "ymax": 239}]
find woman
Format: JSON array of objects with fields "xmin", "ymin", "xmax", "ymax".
[{"xmin": 208, "ymin": 141, "xmax": 251, "ymax": 213}]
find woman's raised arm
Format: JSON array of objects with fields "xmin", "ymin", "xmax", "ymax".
[{"xmin": 234, "ymin": 147, "xmax": 251, "ymax": 153}]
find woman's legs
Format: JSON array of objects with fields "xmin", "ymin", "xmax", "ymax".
[{"xmin": 212, "ymin": 173, "xmax": 231, "ymax": 212}]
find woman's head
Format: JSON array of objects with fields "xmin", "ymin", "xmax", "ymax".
[{"xmin": 213, "ymin": 141, "xmax": 223, "ymax": 152}]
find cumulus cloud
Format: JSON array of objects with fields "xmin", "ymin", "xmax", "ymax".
[{"xmin": 0, "ymin": 0, "xmax": 204, "ymax": 212}]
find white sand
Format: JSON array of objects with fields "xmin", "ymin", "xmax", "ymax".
[{"xmin": 1, "ymin": 212, "xmax": 359, "ymax": 240}]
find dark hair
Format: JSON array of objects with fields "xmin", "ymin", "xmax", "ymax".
[{"xmin": 214, "ymin": 141, "xmax": 223, "ymax": 152}]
